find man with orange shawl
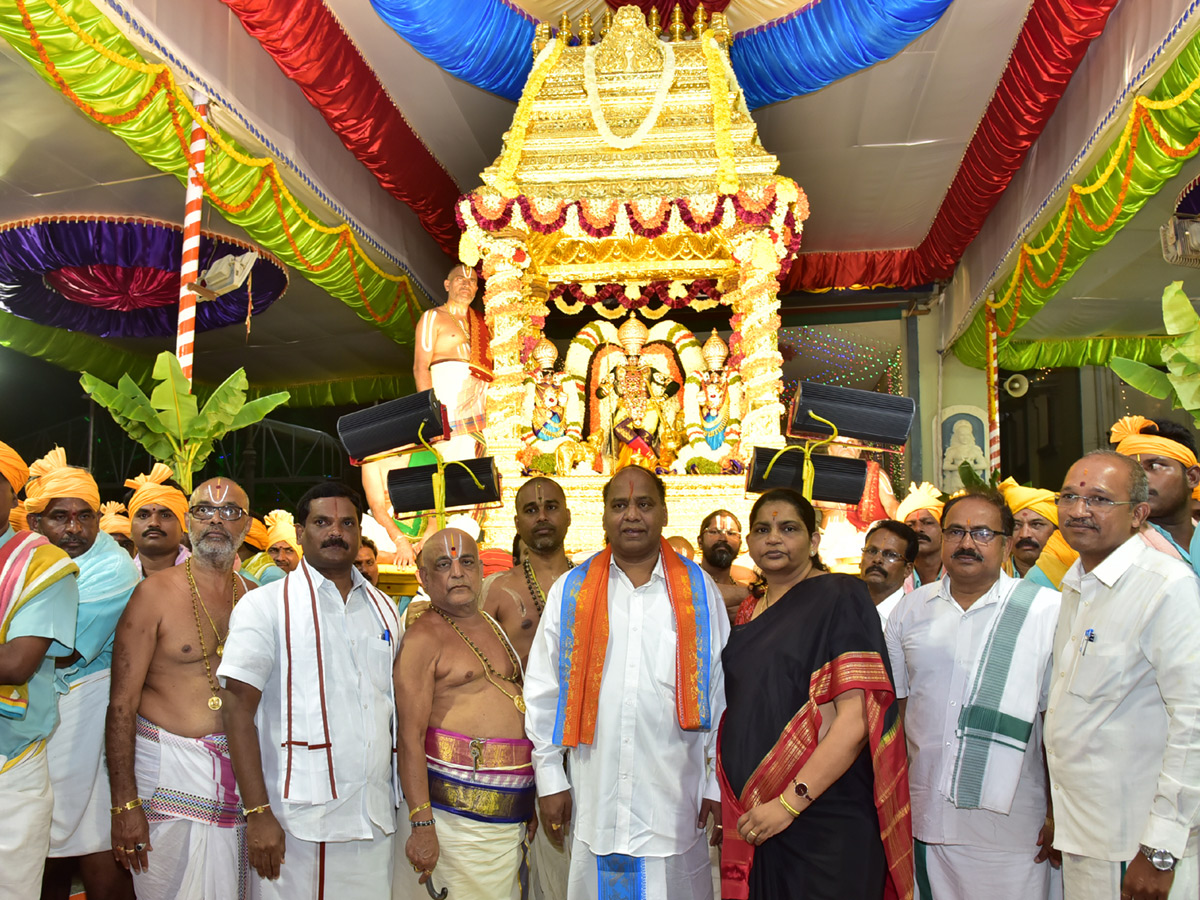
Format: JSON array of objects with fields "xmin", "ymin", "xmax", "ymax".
[
  {"xmin": 0, "ymin": 441, "xmax": 80, "ymax": 900},
  {"xmin": 1111, "ymin": 415, "xmax": 1200, "ymax": 574},
  {"xmin": 125, "ymin": 464, "xmax": 189, "ymax": 578},
  {"xmin": 997, "ymin": 478, "xmax": 1078, "ymax": 590},
  {"xmin": 524, "ymin": 465, "xmax": 729, "ymax": 899}
]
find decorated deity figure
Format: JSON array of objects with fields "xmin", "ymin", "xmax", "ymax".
[
  {"xmin": 942, "ymin": 419, "xmax": 988, "ymax": 492},
  {"xmin": 596, "ymin": 316, "xmax": 679, "ymax": 468},
  {"xmin": 682, "ymin": 330, "xmax": 742, "ymax": 472},
  {"xmin": 520, "ymin": 339, "xmax": 575, "ymax": 471}
]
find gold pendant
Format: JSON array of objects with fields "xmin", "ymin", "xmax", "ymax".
[
  {"xmin": 208, "ymin": 696, "xmax": 223, "ymax": 711},
  {"xmin": 515, "ymin": 695, "xmax": 526, "ymax": 714},
  {"xmin": 216, "ymin": 644, "xmax": 223, "ymax": 657}
]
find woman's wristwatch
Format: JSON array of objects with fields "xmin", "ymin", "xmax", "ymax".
[{"xmin": 1139, "ymin": 845, "xmax": 1178, "ymax": 872}]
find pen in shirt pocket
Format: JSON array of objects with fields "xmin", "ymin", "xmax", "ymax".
[
  {"xmin": 381, "ymin": 629, "xmax": 391, "ymax": 644},
  {"xmin": 1079, "ymin": 628, "xmax": 1095, "ymax": 656}
]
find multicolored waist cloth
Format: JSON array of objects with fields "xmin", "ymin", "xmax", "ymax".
[
  {"xmin": 135, "ymin": 715, "xmax": 244, "ymax": 829},
  {"xmin": 424, "ymin": 727, "xmax": 535, "ymax": 824}
]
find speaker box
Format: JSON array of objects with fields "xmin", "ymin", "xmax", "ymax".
[
  {"xmin": 745, "ymin": 447, "xmax": 868, "ymax": 505},
  {"xmin": 788, "ymin": 382, "xmax": 915, "ymax": 448},
  {"xmin": 387, "ymin": 456, "xmax": 502, "ymax": 516},
  {"xmin": 336, "ymin": 390, "xmax": 449, "ymax": 463}
]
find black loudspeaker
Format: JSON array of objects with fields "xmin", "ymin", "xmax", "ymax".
[
  {"xmin": 387, "ymin": 457, "xmax": 502, "ymax": 516},
  {"xmin": 336, "ymin": 390, "xmax": 449, "ymax": 463},
  {"xmin": 788, "ymin": 383, "xmax": 915, "ymax": 448},
  {"xmin": 746, "ymin": 447, "xmax": 868, "ymax": 505}
]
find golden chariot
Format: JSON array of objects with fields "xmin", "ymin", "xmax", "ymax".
[{"xmin": 458, "ymin": 5, "xmax": 809, "ymax": 554}]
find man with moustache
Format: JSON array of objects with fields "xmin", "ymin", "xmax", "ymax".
[
  {"xmin": 885, "ymin": 487, "xmax": 1061, "ymax": 899},
  {"xmin": 125, "ymin": 465, "xmax": 190, "ymax": 578},
  {"xmin": 896, "ymin": 482, "xmax": 945, "ymax": 591},
  {"xmin": 1045, "ymin": 451, "xmax": 1200, "ymax": 900},
  {"xmin": 0, "ymin": 442, "xmax": 80, "ymax": 900},
  {"xmin": 262, "ymin": 510, "xmax": 301, "ymax": 574},
  {"xmin": 23, "ymin": 449, "xmax": 139, "ymax": 900},
  {"xmin": 355, "ymin": 536, "xmax": 381, "ymax": 587},
  {"xmin": 107, "ymin": 478, "xmax": 253, "ymax": 900},
  {"xmin": 220, "ymin": 483, "xmax": 400, "ymax": 899},
  {"xmin": 858, "ymin": 519, "xmax": 917, "ymax": 625},
  {"xmin": 525, "ymin": 465, "xmax": 729, "ymax": 899},
  {"xmin": 998, "ymin": 478, "xmax": 1079, "ymax": 590},
  {"xmin": 1110, "ymin": 416, "xmax": 1200, "ymax": 572},
  {"xmin": 696, "ymin": 509, "xmax": 752, "ymax": 621},
  {"xmin": 395, "ymin": 527, "xmax": 533, "ymax": 900}
]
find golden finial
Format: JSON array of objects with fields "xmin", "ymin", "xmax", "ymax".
[
  {"xmin": 669, "ymin": 5, "xmax": 686, "ymax": 42},
  {"xmin": 578, "ymin": 10, "xmax": 593, "ymax": 46},
  {"xmin": 709, "ymin": 11, "xmax": 730, "ymax": 48},
  {"xmin": 648, "ymin": 8, "xmax": 662, "ymax": 38},
  {"xmin": 532, "ymin": 20, "xmax": 550, "ymax": 56},
  {"xmin": 693, "ymin": 5, "xmax": 707, "ymax": 38},
  {"xmin": 558, "ymin": 12, "xmax": 572, "ymax": 44},
  {"xmin": 601, "ymin": 9, "xmax": 613, "ymax": 38}
]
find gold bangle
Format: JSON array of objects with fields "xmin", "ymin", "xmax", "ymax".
[
  {"xmin": 778, "ymin": 794, "xmax": 802, "ymax": 818},
  {"xmin": 243, "ymin": 803, "xmax": 271, "ymax": 816},
  {"xmin": 408, "ymin": 801, "xmax": 432, "ymax": 821},
  {"xmin": 110, "ymin": 797, "xmax": 142, "ymax": 816}
]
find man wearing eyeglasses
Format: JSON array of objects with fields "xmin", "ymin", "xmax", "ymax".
[
  {"xmin": 858, "ymin": 520, "xmax": 917, "ymax": 626},
  {"xmin": 24, "ymin": 448, "xmax": 140, "ymax": 900},
  {"xmin": 107, "ymin": 478, "xmax": 254, "ymax": 900},
  {"xmin": 1045, "ymin": 450, "xmax": 1200, "ymax": 900},
  {"xmin": 885, "ymin": 487, "xmax": 1061, "ymax": 900},
  {"xmin": 697, "ymin": 510, "xmax": 752, "ymax": 621}
]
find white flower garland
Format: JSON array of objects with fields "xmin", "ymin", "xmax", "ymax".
[{"xmin": 583, "ymin": 41, "xmax": 676, "ymax": 151}]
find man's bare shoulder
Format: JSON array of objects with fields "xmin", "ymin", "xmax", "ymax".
[
  {"xmin": 125, "ymin": 565, "xmax": 186, "ymax": 615},
  {"xmin": 401, "ymin": 606, "xmax": 448, "ymax": 651},
  {"xmin": 482, "ymin": 569, "xmax": 520, "ymax": 607}
]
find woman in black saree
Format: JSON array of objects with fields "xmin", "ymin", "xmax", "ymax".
[{"xmin": 716, "ymin": 488, "xmax": 913, "ymax": 900}]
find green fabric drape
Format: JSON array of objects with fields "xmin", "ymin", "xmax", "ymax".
[{"xmin": 953, "ymin": 31, "xmax": 1200, "ymax": 370}]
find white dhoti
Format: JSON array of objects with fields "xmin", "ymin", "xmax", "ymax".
[
  {"xmin": 429, "ymin": 360, "xmax": 487, "ymax": 461},
  {"xmin": 0, "ymin": 743, "xmax": 53, "ymax": 900},
  {"xmin": 391, "ymin": 809, "xmax": 526, "ymax": 900},
  {"xmin": 1062, "ymin": 851, "xmax": 1199, "ymax": 900},
  {"xmin": 253, "ymin": 822, "xmax": 393, "ymax": 900},
  {"xmin": 531, "ymin": 822, "xmax": 571, "ymax": 900},
  {"xmin": 47, "ymin": 673, "xmax": 110, "ymax": 856},
  {"xmin": 566, "ymin": 834, "xmax": 713, "ymax": 900},
  {"xmin": 131, "ymin": 716, "xmax": 247, "ymax": 900},
  {"xmin": 914, "ymin": 840, "xmax": 1053, "ymax": 900}
]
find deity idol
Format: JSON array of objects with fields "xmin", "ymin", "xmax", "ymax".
[
  {"xmin": 520, "ymin": 339, "xmax": 573, "ymax": 468},
  {"xmin": 596, "ymin": 316, "xmax": 679, "ymax": 468},
  {"xmin": 682, "ymin": 330, "xmax": 741, "ymax": 471}
]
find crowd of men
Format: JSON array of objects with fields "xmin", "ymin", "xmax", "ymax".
[{"xmin": 2, "ymin": 410, "xmax": 1200, "ymax": 900}]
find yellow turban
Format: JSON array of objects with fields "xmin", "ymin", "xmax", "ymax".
[
  {"xmin": 1032, "ymin": 530, "xmax": 1079, "ymax": 590},
  {"xmin": 895, "ymin": 482, "xmax": 945, "ymax": 523},
  {"xmin": 99, "ymin": 501, "xmax": 132, "ymax": 538},
  {"xmin": 23, "ymin": 446, "xmax": 101, "ymax": 515},
  {"xmin": 125, "ymin": 463, "xmax": 189, "ymax": 525},
  {"xmin": 244, "ymin": 517, "xmax": 269, "ymax": 551},
  {"xmin": 1111, "ymin": 415, "xmax": 1199, "ymax": 468},
  {"xmin": 264, "ymin": 510, "xmax": 301, "ymax": 557},
  {"xmin": 0, "ymin": 441, "xmax": 29, "ymax": 496},
  {"xmin": 997, "ymin": 477, "xmax": 1059, "ymax": 526},
  {"xmin": 8, "ymin": 505, "xmax": 27, "ymax": 533}
]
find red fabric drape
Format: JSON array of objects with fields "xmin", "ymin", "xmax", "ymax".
[
  {"xmin": 45, "ymin": 264, "xmax": 177, "ymax": 311},
  {"xmin": 782, "ymin": 0, "xmax": 1119, "ymax": 292},
  {"xmin": 607, "ymin": 1, "xmax": 731, "ymax": 20},
  {"xmin": 221, "ymin": 0, "xmax": 461, "ymax": 258}
]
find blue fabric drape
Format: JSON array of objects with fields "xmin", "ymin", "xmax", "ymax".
[{"xmin": 370, "ymin": 0, "xmax": 954, "ymax": 108}]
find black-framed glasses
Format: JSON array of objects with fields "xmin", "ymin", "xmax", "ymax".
[
  {"xmin": 942, "ymin": 526, "xmax": 1009, "ymax": 545},
  {"xmin": 862, "ymin": 546, "xmax": 905, "ymax": 564},
  {"xmin": 189, "ymin": 505, "xmax": 247, "ymax": 522},
  {"xmin": 1054, "ymin": 492, "xmax": 1136, "ymax": 511}
]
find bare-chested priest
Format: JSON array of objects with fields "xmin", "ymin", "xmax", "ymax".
[
  {"xmin": 394, "ymin": 528, "xmax": 534, "ymax": 900},
  {"xmin": 106, "ymin": 477, "xmax": 253, "ymax": 900}
]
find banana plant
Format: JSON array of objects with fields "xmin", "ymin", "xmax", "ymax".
[
  {"xmin": 80, "ymin": 352, "xmax": 289, "ymax": 493},
  {"xmin": 1110, "ymin": 281, "xmax": 1200, "ymax": 427}
]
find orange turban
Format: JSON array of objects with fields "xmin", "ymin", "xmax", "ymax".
[
  {"xmin": 99, "ymin": 501, "xmax": 132, "ymax": 538},
  {"xmin": 244, "ymin": 517, "xmax": 269, "ymax": 551},
  {"xmin": 23, "ymin": 446, "xmax": 101, "ymax": 515},
  {"xmin": 997, "ymin": 477, "xmax": 1059, "ymax": 526},
  {"xmin": 0, "ymin": 441, "xmax": 28, "ymax": 496},
  {"xmin": 125, "ymin": 463, "xmax": 188, "ymax": 525},
  {"xmin": 264, "ymin": 510, "xmax": 301, "ymax": 557},
  {"xmin": 1111, "ymin": 415, "xmax": 1199, "ymax": 468},
  {"xmin": 895, "ymin": 482, "xmax": 945, "ymax": 523},
  {"xmin": 8, "ymin": 505, "xmax": 27, "ymax": 533}
]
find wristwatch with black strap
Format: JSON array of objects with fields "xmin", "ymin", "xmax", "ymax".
[{"xmin": 1139, "ymin": 845, "xmax": 1178, "ymax": 872}]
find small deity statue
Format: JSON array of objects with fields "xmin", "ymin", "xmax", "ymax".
[
  {"xmin": 942, "ymin": 418, "xmax": 988, "ymax": 492},
  {"xmin": 520, "ymin": 339, "xmax": 576, "ymax": 471},
  {"xmin": 682, "ymin": 330, "xmax": 741, "ymax": 471},
  {"xmin": 596, "ymin": 316, "xmax": 679, "ymax": 468}
]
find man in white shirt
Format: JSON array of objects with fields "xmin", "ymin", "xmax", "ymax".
[
  {"xmin": 1045, "ymin": 450, "xmax": 1200, "ymax": 900},
  {"xmin": 219, "ymin": 483, "xmax": 400, "ymax": 900},
  {"xmin": 524, "ymin": 466, "xmax": 729, "ymax": 899},
  {"xmin": 886, "ymin": 487, "xmax": 1061, "ymax": 899},
  {"xmin": 859, "ymin": 519, "xmax": 917, "ymax": 626}
]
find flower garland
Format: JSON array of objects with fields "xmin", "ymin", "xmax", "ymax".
[
  {"xmin": 496, "ymin": 37, "xmax": 564, "ymax": 197},
  {"xmin": 700, "ymin": 31, "xmax": 738, "ymax": 195},
  {"xmin": 583, "ymin": 40, "xmax": 676, "ymax": 151},
  {"xmin": 549, "ymin": 279, "xmax": 722, "ymax": 316}
]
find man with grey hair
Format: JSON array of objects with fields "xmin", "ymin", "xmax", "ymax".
[
  {"xmin": 1046, "ymin": 450, "xmax": 1200, "ymax": 900},
  {"xmin": 107, "ymin": 478, "xmax": 253, "ymax": 900}
]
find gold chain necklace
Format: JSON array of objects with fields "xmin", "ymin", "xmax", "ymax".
[
  {"xmin": 185, "ymin": 558, "xmax": 241, "ymax": 711},
  {"xmin": 432, "ymin": 607, "xmax": 526, "ymax": 714}
]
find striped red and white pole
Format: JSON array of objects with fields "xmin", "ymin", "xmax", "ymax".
[
  {"xmin": 176, "ymin": 88, "xmax": 209, "ymax": 382},
  {"xmin": 985, "ymin": 307, "xmax": 1001, "ymax": 474}
]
